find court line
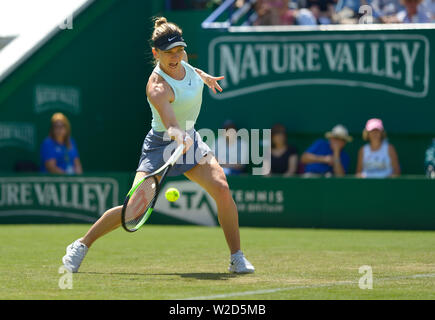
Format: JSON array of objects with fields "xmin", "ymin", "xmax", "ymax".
[{"xmin": 182, "ymin": 273, "xmax": 435, "ymax": 300}]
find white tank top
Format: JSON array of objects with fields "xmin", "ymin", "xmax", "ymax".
[
  {"xmin": 362, "ymin": 140, "xmax": 393, "ymax": 178},
  {"xmin": 148, "ymin": 60, "xmax": 204, "ymax": 132}
]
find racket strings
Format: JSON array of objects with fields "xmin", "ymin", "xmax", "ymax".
[{"xmin": 123, "ymin": 176, "xmax": 158, "ymax": 231}]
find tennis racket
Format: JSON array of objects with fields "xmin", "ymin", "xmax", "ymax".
[{"xmin": 121, "ymin": 144, "xmax": 184, "ymax": 232}]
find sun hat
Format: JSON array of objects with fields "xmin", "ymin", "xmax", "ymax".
[
  {"xmin": 325, "ymin": 124, "xmax": 353, "ymax": 142},
  {"xmin": 363, "ymin": 118, "xmax": 387, "ymax": 141},
  {"xmin": 365, "ymin": 118, "xmax": 384, "ymax": 132}
]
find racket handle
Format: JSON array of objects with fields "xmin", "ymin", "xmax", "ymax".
[{"xmin": 169, "ymin": 144, "xmax": 184, "ymax": 166}]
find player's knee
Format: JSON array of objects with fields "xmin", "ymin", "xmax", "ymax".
[{"xmin": 212, "ymin": 179, "xmax": 232, "ymax": 202}]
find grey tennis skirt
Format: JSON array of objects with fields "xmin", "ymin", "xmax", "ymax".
[{"xmin": 136, "ymin": 128, "xmax": 212, "ymax": 176}]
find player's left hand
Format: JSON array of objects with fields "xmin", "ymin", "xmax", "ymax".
[{"xmin": 203, "ymin": 75, "xmax": 224, "ymax": 94}]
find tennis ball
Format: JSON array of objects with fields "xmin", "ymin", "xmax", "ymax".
[{"xmin": 165, "ymin": 187, "xmax": 180, "ymax": 202}]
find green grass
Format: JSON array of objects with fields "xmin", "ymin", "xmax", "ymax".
[{"xmin": 0, "ymin": 225, "xmax": 434, "ymax": 300}]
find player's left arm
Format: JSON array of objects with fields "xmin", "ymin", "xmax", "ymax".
[{"xmin": 182, "ymin": 50, "xmax": 224, "ymax": 94}]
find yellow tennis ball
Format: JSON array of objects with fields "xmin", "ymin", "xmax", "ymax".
[{"xmin": 165, "ymin": 187, "xmax": 180, "ymax": 202}]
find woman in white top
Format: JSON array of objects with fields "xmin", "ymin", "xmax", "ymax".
[
  {"xmin": 61, "ymin": 17, "xmax": 254, "ymax": 274},
  {"xmin": 356, "ymin": 118, "xmax": 401, "ymax": 178}
]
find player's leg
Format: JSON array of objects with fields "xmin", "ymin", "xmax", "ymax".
[
  {"xmin": 184, "ymin": 155, "xmax": 240, "ymax": 253},
  {"xmin": 62, "ymin": 171, "xmax": 152, "ymax": 272},
  {"xmin": 80, "ymin": 171, "xmax": 150, "ymax": 248},
  {"xmin": 184, "ymin": 155, "xmax": 254, "ymax": 273}
]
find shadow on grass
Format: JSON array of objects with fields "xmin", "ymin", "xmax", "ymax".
[{"xmin": 81, "ymin": 271, "xmax": 242, "ymax": 280}]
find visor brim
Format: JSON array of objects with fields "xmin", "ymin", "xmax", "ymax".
[{"xmin": 157, "ymin": 41, "xmax": 187, "ymax": 51}]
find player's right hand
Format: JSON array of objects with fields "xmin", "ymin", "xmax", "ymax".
[{"xmin": 180, "ymin": 133, "xmax": 193, "ymax": 154}]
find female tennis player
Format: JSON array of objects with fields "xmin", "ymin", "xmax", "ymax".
[{"xmin": 62, "ymin": 17, "xmax": 254, "ymax": 274}]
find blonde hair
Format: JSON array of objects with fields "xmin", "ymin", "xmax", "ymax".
[
  {"xmin": 151, "ymin": 17, "xmax": 183, "ymax": 46},
  {"xmin": 362, "ymin": 129, "xmax": 387, "ymax": 141},
  {"xmin": 49, "ymin": 112, "xmax": 72, "ymax": 148}
]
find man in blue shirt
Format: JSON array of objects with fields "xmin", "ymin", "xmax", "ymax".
[{"xmin": 301, "ymin": 124, "xmax": 352, "ymax": 177}]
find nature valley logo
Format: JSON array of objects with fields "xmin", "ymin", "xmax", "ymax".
[
  {"xmin": 0, "ymin": 177, "xmax": 118, "ymax": 222},
  {"xmin": 208, "ymin": 34, "xmax": 429, "ymax": 99},
  {"xmin": 0, "ymin": 122, "xmax": 35, "ymax": 150},
  {"xmin": 34, "ymin": 85, "xmax": 81, "ymax": 114}
]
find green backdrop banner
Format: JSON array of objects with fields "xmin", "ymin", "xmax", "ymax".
[
  {"xmin": 197, "ymin": 26, "xmax": 435, "ymax": 175},
  {"xmin": 1, "ymin": 173, "xmax": 434, "ymax": 230},
  {"xmin": 198, "ymin": 26, "xmax": 435, "ymax": 133}
]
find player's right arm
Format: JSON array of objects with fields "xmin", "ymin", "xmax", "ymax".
[{"xmin": 146, "ymin": 74, "xmax": 193, "ymax": 152}]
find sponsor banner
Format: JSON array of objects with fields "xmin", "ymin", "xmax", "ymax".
[
  {"xmin": 232, "ymin": 189, "xmax": 284, "ymax": 214},
  {"xmin": 156, "ymin": 181, "xmax": 218, "ymax": 226},
  {"xmin": 156, "ymin": 179, "xmax": 285, "ymax": 226},
  {"xmin": 0, "ymin": 176, "xmax": 119, "ymax": 223},
  {"xmin": 0, "ymin": 122, "xmax": 35, "ymax": 150},
  {"xmin": 34, "ymin": 85, "xmax": 81, "ymax": 114},
  {"xmin": 1, "ymin": 174, "xmax": 434, "ymax": 230},
  {"xmin": 208, "ymin": 34, "xmax": 429, "ymax": 99}
]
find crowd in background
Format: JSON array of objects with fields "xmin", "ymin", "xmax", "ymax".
[
  {"xmin": 168, "ymin": 0, "xmax": 435, "ymax": 24},
  {"xmin": 35, "ymin": 113, "xmax": 434, "ymax": 179},
  {"xmin": 213, "ymin": 119, "xmax": 435, "ymax": 179},
  {"xmin": 252, "ymin": 0, "xmax": 434, "ymax": 25}
]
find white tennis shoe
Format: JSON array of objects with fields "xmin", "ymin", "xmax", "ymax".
[
  {"xmin": 228, "ymin": 251, "xmax": 255, "ymax": 274},
  {"xmin": 62, "ymin": 239, "xmax": 88, "ymax": 273}
]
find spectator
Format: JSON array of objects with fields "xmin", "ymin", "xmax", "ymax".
[
  {"xmin": 424, "ymin": 138, "xmax": 435, "ymax": 178},
  {"xmin": 355, "ymin": 118, "xmax": 400, "ymax": 178},
  {"xmin": 254, "ymin": 0, "xmax": 296, "ymax": 25},
  {"xmin": 333, "ymin": 0, "xmax": 362, "ymax": 24},
  {"xmin": 264, "ymin": 123, "xmax": 298, "ymax": 176},
  {"xmin": 212, "ymin": 120, "xmax": 249, "ymax": 175},
  {"xmin": 296, "ymin": 0, "xmax": 337, "ymax": 25},
  {"xmin": 421, "ymin": 0, "xmax": 435, "ymax": 22},
  {"xmin": 395, "ymin": 0, "xmax": 432, "ymax": 22},
  {"xmin": 370, "ymin": 0, "xmax": 404, "ymax": 23},
  {"xmin": 40, "ymin": 112, "xmax": 82, "ymax": 175},
  {"xmin": 301, "ymin": 124, "xmax": 352, "ymax": 177}
]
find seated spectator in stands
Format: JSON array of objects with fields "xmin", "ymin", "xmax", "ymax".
[
  {"xmin": 212, "ymin": 120, "xmax": 249, "ymax": 175},
  {"xmin": 332, "ymin": 0, "xmax": 362, "ymax": 24},
  {"xmin": 296, "ymin": 0, "xmax": 337, "ymax": 25},
  {"xmin": 395, "ymin": 0, "xmax": 432, "ymax": 22},
  {"xmin": 254, "ymin": 0, "xmax": 296, "ymax": 25},
  {"xmin": 424, "ymin": 138, "xmax": 435, "ymax": 178},
  {"xmin": 263, "ymin": 123, "xmax": 298, "ymax": 176},
  {"xmin": 356, "ymin": 118, "xmax": 400, "ymax": 178},
  {"xmin": 40, "ymin": 112, "xmax": 82, "ymax": 175},
  {"xmin": 301, "ymin": 124, "xmax": 352, "ymax": 177},
  {"xmin": 421, "ymin": 0, "xmax": 435, "ymax": 21},
  {"xmin": 370, "ymin": 0, "xmax": 404, "ymax": 23},
  {"xmin": 295, "ymin": 7, "xmax": 318, "ymax": 24}
]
